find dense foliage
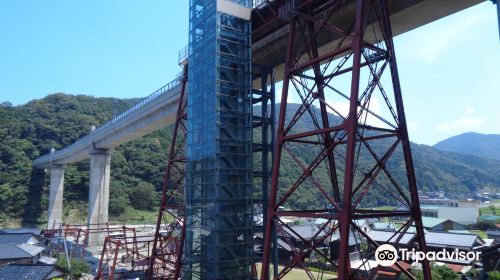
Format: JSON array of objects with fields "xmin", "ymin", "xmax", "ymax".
[
  {"xmin": 0, "ymin": 94, "xmax": 171, "ymax": 225},
  {"xmin": 0, "ymin": 94, "xmax": 499, "ymax": 226},
  {"xmin": 56, "ymin": 254, "xmax": 90, "ymax": 278},
  {"xmin": 401, "ymin": 266, "xmax": 461, "ymax": 280}
]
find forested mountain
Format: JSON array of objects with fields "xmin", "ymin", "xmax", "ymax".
[
  {"xmin": 434, "ymin": 132, "xmax": 500, "ymax": 162},
  {"xmin": 1, "ymin": 94, "xmax": 499, "ymax": 226}
]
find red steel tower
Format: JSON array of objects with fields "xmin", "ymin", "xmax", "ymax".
[
  {"xmin": 147, "ymin": 64, "xmax": 189, "ymax": 279},
  {"xmin": 260, "ymin": 0, "xmax": 431, "ymax": 279}
]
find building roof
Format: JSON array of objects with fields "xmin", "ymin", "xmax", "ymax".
[
  {"xmin": 481, "ymin": 243, "xmax": 500, "ymax": 257},
  {"xmin": 0, "ymin": 233, "xmax": 41, "ymax": 245},
  {"xmin": 404, "ymin": 226, "xmax": 428, "ymax": 234},
  {"xmin": 367, "ymin": 231, "xmax": 415, "ymax": 245},
  {"xmin": 0, "ymin": 228, "xmax": 41, "ymax": 235},
  {"xmin": 37, "ymin": 256, "xmax": 57, "ymax": 265},
  {"xmin": 486, "ymin": 230, "xmax": 500, "ymax": 236},
  {"xmin": 330, "ymin": 234, "xmax": 360, "ymax": 246},
  {"xmin": 425, "ymin": 232, "xmax": 482, "ymax": 249},
  {"xmin": 0, "ymin": 264, "xmax": 66, "ymax": 280},
  {"xmin": 353, "ymin": 219, "xmax": 368, "ymax": 228},
  {"xmin": 420, "ymin": 217, "xmax": 447, "ymax": 228},
  {"xmin": 479, "ymin": 215, "xmax": 500, "ymax": 222},
  {"xmin": 0, "ymin": 244, "xmax": 45, "ymax": 260},
  {"xmin": 448, "ymin": 230, "xmax": 471, "ymax": 234},
  {"xmin": 372, "ymin": 222, "xmax": 396, "ymax": 231},
  {"xmin": 283, "ymin": 224, "xmax": 329, "ymax": 241},
  {"xmin": 420, "ymin": 206, "xmax": 441, "ymax": 210}
]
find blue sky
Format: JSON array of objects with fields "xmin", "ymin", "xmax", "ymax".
[{"xmin": 0, "ymin": 1, "xmax": 498, "ymax": 145}]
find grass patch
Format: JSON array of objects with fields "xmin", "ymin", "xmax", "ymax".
[
  {"xmin": 479, "ymin": 206, "xmax": 498, "ymax": 216},
  {"xmin": 373, "ymin": 206, "xmax": 397, "ymax": 211},
  {"xmin": 111, "ymin": 207, "xmax": 158, "ymax": 224},
  {"xmin": 63, "ymin": 201, "xmax": 88, "ymax": 224},
  {"xmin": 59, "ymin": 203, "xmax": 159, "ymax": 226},
  {"xmin": 469, "ymin": 230, "xmax": 488, "ymax": 239},
  {"xmin": 255, "ymin": 263, "xmax": 337, "ymax": 280}
]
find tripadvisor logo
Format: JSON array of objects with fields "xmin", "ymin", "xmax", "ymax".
[
  {"xmin": 375, "ymin": 244, "xmax": 481, "ymax": 267},
  {"xmin": 375, "ymin": 244, "xmax": 398, "ymax": 266}
]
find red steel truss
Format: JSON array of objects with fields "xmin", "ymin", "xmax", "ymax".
[
  {"xmin": 146, "ymin": 63, "xmax": 189, "ymax": 279},
  {"xmin": 96, "ymin": 226, "xmax": 155, "ymax": 280},
  {"xmin": 260, "ymin": 0, "xmax": 431, "ymax": 279}
]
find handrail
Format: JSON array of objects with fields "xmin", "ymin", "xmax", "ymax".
[{"xmin": 33, "ymin": 74, "xmax": 183, "ymax": 166}]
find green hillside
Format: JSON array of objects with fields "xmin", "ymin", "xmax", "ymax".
[
  {"xmin": 434, "ymin": 132, "xmax": 500, "ymax": 162},
  {"xmin": 1, "ymin": 94, "xmax": 499, "ymax": 226}
]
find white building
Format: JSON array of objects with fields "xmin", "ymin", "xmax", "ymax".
[{"xmin": 420, "ymin": 203, "xmax": 478, "ymax": 225}]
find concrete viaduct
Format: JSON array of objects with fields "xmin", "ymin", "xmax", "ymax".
[{"xmin": 33, "ymin": 0, "xmax": 483, "ymax": 245}]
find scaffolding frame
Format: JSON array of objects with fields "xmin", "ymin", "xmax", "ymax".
[{"xmin": 185, "ymin": 0, "xmax": 254, "ymax": 279}]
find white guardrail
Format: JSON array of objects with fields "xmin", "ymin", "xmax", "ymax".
[{"xmin": 33, "ymin": 74, "xmax": 183, "ymax": 166}]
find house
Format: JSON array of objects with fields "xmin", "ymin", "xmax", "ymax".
[
  {"xmin": 0, "ymin": 233, "xmax": 44, "ymax": 245},
  {"xmin": 419, "ymin": 217, "xmax": 467, "ymax": 232},
  {"xmin": 423, "ymin": 232, "xmax": 485, "ymax": 265},
  {"xmin": 0, "ymin": 228, "xmax": 42, "ymax": 235},
  {"xmin": 371, "ymin": 222, "xmax": 396, "ymax": 231},
  {"xmin": 424, "ymin": 232, "xmax": 485, "ymax": 252},
  {"xmin": 479, "ymin": 215, "xmax": 500, "ymax": 223},
  {"xmin": 254, "ymin": 224, "xmax": 331, "ymax": 262},
  {"xmin": 481, "ymin": 243, "xmax": 500, "ymax": 273},
  {"xmin": 0, "ymin": 243, "xmax": 45, "ymax": 266},
  {"xmin": 367, "ymin": 230, "xmax": 415, "ymax": 248},
  {"xmin": 419, "ymin": 198, "xmax": 479, "ymax": 208},
  {"xmin": 420, "ymin": 206, "xmax": 478, "ymax": 225},
  {"xmin": 0, "ymin": 264, "xmax": 68, "ymax": 280},
  {"xmin": 330, "ymin": 234, "xmax": 361, "ymax": 262},
  {"xmin": 353, "ymin": 219, "xmax": 370, "ymax": 233},
  {"xmin": 486, "ymin": 230, "xmax": 500, "ymax": 243}
]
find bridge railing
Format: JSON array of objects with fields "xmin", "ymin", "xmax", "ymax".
[
  {"xmin": 33, "ymin": 74, "xmax": 183, "ymax": 166},
  {"xmin": 93, "ymin": 74, "xmax": 182, "ymax": 135}
]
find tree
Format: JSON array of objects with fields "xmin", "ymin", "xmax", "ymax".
[
  {"xmin": 466, "ymin": 269, "xmax": 481, "ymax": 280},
  {"xmin": 1, "ymin": 101, "xmax": 12, "ymax": 107},
  {"xmin": 129, "ymin": 181, "xmax": 158, "ymax": 211},
  {"xmin": 432, "ymin": 265, "xmax": 460, "ymax": 280},
  {"xmin": 109, "ymin": 181, "xmax": 130, "ymax": 216},
  {"xmin": 401, "ymin": 266, "xmax": 460, "ymax": 280},
  {"xmin": 56, "ymin": 255, "xmax": 90, "ymax": 278},
  {"xmin": 489, "ymin": 205, "xmax": 497, "ymax": 215},
  {"xmin": 489, "ymin": 271, "xmax": 500, "ymax": 280}
]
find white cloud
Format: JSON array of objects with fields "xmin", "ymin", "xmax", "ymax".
[
  {"xmin": 327, "ymin": 101, "xmax": 350, "ymax": 118},
  {"xmin": 325, "ymin": 97, "xmax": 391, "ymax": 128},
  {"xmin": 435, "ymin": 107, "xmax": 486, "ymax": 132},
  {"xmin": 398, "ymin": 13, "xmax": 490, "ymax": 63},
  {"xmin": 464, "ymin": 106, "xmax": 475, "ymax": 114}
]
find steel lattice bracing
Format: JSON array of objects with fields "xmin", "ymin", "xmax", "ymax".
[
  {"xmin": 185, "ymin": 0, "xmax": 254, "ymax": 279},
  {"xmin": 96, "ymin": 227, "xmax": 155, "ymax": 280},
  {"xmin": 147, "ymin": 64, "xmax": 189, "ymax": 279},
  {"xmin": 251, "ymin": 65, "xmax": 278, "ymax": 279},
  {"xmin": 260, "ymin": 0, "xmax": 431, "ymax": 279}
]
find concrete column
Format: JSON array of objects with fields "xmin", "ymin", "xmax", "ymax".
[
  {"xmin": 47, "ymin": 165, "xmax": 65, "ymax": 230},
  {"xmin": 87, "ymin": 149, "xmax": 111, "ymax": 246}
]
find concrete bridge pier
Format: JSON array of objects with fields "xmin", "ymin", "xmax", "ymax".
[
  {"xmin": 87, "ymin": 148, "xmax": 111, "ymax": 246},
  {"xmin": 47, "ymin": 165, "xmax": 65, "ymax": 230}
]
